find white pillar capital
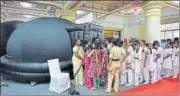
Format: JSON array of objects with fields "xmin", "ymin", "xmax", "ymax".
[{"xmin": 143, "ymin": 1, "xmax": 165, "ymax": 17}]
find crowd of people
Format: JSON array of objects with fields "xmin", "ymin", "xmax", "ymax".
[{"xmin": 72, "ymin": 37, "xmax": 179, "ymax": 93}]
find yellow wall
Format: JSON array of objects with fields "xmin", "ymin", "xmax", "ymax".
[
  {"xmin": 139, "ymin": 24, "xmax": 145, "ymax": 40},
  {"xmin": 103, "ymin": 30, "xmax": 113, "ymax": 38},
  {"xmin": 103, "ymin": 27, "xmax": 121, "ymax": 39}
]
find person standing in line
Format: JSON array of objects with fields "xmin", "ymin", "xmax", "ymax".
[
  {"xmin": 88, "ymin": 39, "xmax": 102, "ymax": 89},
  {"xmin": 163, "ymin": 40, "xmax": 173, "ymax": 78},
  {"xmin": 84, "ymin": 47, "xmax": 93, "ymax": 89},
  {"xmin": 139, "ymin": 40, "xmax": 148, "ymax": 84},
  {"xmin": 144, "ymin": 43, "xmax": 154, "ymax": 84},
  {"xmin": 172, "ymin": 37, "xmax": 179, "ymax": 78},
  {"xmin": 119, "ymin": 40, "xmax": 127, "ymax": 85},
  {"xmin": 126, "ymin": 40, "xmax": 135, "ymax": 86},
  {"xmin": 106, "ymin": 40, "xmax": 126, "ymax": 93},
  {"xmin": 151, "ymin": 41, "xmax": 162, "ymax": 83},
  {"xmin": 159, "ymin": 40, "xmax": 165, "ymax": 77},
  {"xmin": 101, "ymin": 43, "xmax": 109, "ymax": 88},
  {"xmin": 157, "ymin": 44, "xmax": 163, "ymax": 80},
  {"xmin": 97, "ymin": 42, "xmax": 103, "ymax": 87},
  {"xmin": 133, "ymin": 40, "xmax": 142, "ymax": 86},
  {"xmin": 72, "ymin": 39, "xmax": 84, "ymax": 86}
]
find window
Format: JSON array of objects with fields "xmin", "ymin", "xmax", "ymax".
[
  {"xmin": 161, "ymin": 22, "xmax": 179, "ymax": 40},
  {"xmin": 174, "ymin": 30, "xmax": 179, "ymax": 38}
]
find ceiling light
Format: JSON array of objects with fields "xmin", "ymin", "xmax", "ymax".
[
  {"xmin": 76, "ymin": 10, "xmax": 85, "ymax": 15},
  {"xmin": 24, "ymin": 15, "xmax": 34, "ymax": 18},
  {"xmin": 20, "ymin": 2, "xmax": 32, "ymax": 8}
]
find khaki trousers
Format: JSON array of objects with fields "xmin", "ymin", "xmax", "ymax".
[{"xmin": 106, "ymin": 69, "xmax": 119, "ymax": 92}]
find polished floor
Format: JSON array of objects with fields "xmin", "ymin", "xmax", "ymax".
[{"xmin": 1, "ymin": 77, "xmax": 133, "ymax": 95}]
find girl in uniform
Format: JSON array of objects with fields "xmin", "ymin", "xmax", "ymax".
[
  {"xmin": 157, "ymin": 45, "xmax": 163, "ymax": 80},
  {"xmin": 126, "ymin": 40, "xmax": 135, "ymax": 86},
  {"xmin": 119, "ymin": 40, "xmax": 127, "ymax": 85},
  {"xmin": 163, "ymin": 40, "xmax": 173, "ymax": 78},
  {"xmin": 133, "ymin": 40, "xmax": 142, "ymax": 86},
  {"xmin": 152, "ymin": 41, "xmax": 162, "ymax": 83},
  {"xmin": 172, "ymin": 37, "xmax": 179, "ymax": 78},
  {"xmin": 140, "ymin": 40, "xmax": 148, "ymax": 84},
  {"xmin": 144, "ymin": 43, "xmax": 153, "ymax": 84}
]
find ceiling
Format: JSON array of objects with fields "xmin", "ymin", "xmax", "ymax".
[{"xmin": 1, "ymin": 1, "xmax": 179, "ymax": 22}]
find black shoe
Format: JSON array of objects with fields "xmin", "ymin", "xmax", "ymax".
[
  {"xmin": 70, "ymin": 90, "xmax": 76, "ymax": 95},
  {"xmin": 75, "ymin": 92, "xmax": 80, "ymax": 95}
]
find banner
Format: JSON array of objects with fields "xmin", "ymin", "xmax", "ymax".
[{"xmin": 61, "ymin": 9, "xmax": 75, "ymax": 22}]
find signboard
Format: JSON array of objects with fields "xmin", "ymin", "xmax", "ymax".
[{"xmin": 61, "ymin": 9, "xmax": 75, "ymax": 22}]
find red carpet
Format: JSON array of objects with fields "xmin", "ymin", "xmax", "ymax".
[{"xmin": 113, "ymin": 77, "xmax": 179, "ymax": 95}]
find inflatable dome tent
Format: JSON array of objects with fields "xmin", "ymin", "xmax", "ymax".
[
  {"xmin": 0, "ymin": 21, "xmax": 24, "ymax": 56},
  {"xmin": 0, "ymin": 17, "xmax": 75, "ymax": 83}
]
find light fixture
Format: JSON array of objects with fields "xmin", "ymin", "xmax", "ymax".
[
  {"xmin": 24, "ymin": 15, "xmax": 34, "ymax": 18},
  {"xmin": 20, "ymin": 2, "xmax": 32, "ymax": 8},
  {"xmin": 76, "ymin": 10, "xmax": 85, "ymax": 15}
]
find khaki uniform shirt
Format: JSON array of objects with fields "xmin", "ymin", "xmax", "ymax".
[{"xmin": 109, "ymin": 46, "xmax": 125, "ymax": 68}]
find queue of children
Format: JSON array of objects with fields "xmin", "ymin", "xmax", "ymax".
[{"xmin": 72, "ymin": 37, "xmax": 179, "ymax": 93}]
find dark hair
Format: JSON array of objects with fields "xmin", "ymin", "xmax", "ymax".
[
  {"xmin": 103, "ymin": 43, "xmax": 108, "ymax": 48},
  {"xmin": 94, "ymin": 39, "xmax": 101, "ymax": 49},
  {"xmin": 134, "ymin": 40, "xmax": 140, "ymax": 53},
  {"xmin": 166, "ymin": 39, "xmax": 172, "ymax": 44},
  {"xmin": 119, "ymin": 40, "xmax": 124, "ymax": 47},
  {"xmin": 173, "ymin": 37, "xmax": 179, "ymax": 43},
  {"xmin": 166, "ymin": 41, "xmax": 172, "ymax": 45},
  {"xmin": 141, "ymin": 40, "xmax": 146, "ymax": 44},
  {"xmin": 75, "ymin": 39, "xmax": 80, "ymax": 43},
  {"xmin": 107, "ymin": 39, "xmax": 112, "ymax": 43},
  {"xmin": 84, "ymin": 46, "xmax": 91, "ymax": 52},
  {"xmin": 166, "ymin": 39, "xmax": 173, "ymax": 48},
  {"xmin": 134, "ymin": 40, "xmax": 140, "ymax": 46},
  {"xmin": 92, "ymin": 38, "xmax": 96, "ymax": 43},
  {"xmin": 112, "ymin": 39, "xmax": 118, "ymax": 46},
  {"xmin": 75, "ymin": 39, "xmax": 81, "ymax": 45},
  {"xmin": 153, "ymin": 40, "xmax": 159, "ymax": 47},
  {"xmin": 146, "ymin": 43, "xmax": 149, "ymax": 47}
]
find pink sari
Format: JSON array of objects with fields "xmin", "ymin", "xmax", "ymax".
[{"xmin": 84, "ymin": 53, "xmax": 93, "ymax": 88}]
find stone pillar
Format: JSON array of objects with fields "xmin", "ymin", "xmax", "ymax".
[{"xmin": 143, "ymin": 1, "xmax": 165, "ymax": 43}]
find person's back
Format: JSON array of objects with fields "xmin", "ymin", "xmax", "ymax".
[
  {"xmin": 106, "ymin": 40, "xmax": 125, "ymax": 93},
  {"xmin": 110, "ymin": 46, "xmax": 122, "ymax": 59}
]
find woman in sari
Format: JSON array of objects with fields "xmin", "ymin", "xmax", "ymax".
[
  {"xmin": 72, "ymin": 39, "xmax": 84, "ymax": 86},
  {"xmin": 84, "ymin": 47, "xmax": 93, "ymax": 88}
]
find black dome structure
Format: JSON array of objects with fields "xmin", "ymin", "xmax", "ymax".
[
  {"xmin": 0, "ymin": 21, "xmax": 24, "ymax": 56},
  {"xmin": 0, "ymin": 17, "xmax": 75, "ymax": 83}
]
